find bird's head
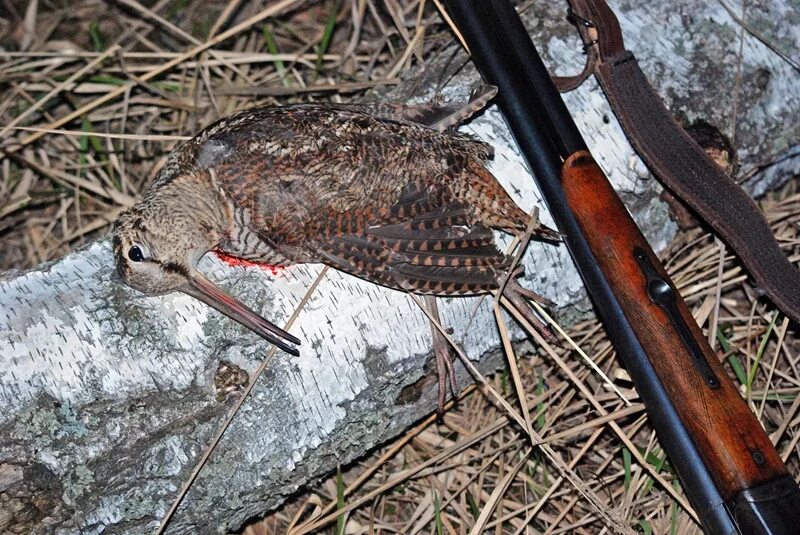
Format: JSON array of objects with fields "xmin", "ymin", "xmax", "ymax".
[
  {"xmin": 112, "ymin": 201, "xmax": 205, "ymax": 295},
  {"xmin": 112, "ymin": 196, "xmax": 300, "ymax": 355}
]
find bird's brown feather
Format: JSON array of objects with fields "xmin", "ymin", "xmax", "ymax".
[
  {"xmin": 307, "ymin": 201, "xmax": 512, "ymax": 295},
  {"xmin": 149, "ymin": 103, "xmax": 555, "ymax": 296}
]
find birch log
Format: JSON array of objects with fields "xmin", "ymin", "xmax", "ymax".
[{"xmin": 1, "ymin": 1, "xmax": 798, "ymax": 533}]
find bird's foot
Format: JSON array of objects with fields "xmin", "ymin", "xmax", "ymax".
[
  {"xmin": 431, "ymin": 325, "xmax": 459, "ymax": 418},
  {"xmin": 425, "ymin": 296, "xmax": 459, "ymax": 417},
  {"xmin": 501, "ymin": 270, "xmax": 559, "ymax": 345},
  {"xmin": 532, "ymin": 221, "xmax": 562, "ymax": 243}
]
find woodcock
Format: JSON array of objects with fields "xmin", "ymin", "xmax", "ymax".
[{"xmin": 112, "ymin": 88, "xmax": 559, "ymax": 412}]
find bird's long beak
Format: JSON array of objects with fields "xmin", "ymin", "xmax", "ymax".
[{"xmin": 180, "ymin": 272, "xmax": 300, "ymax": 356}]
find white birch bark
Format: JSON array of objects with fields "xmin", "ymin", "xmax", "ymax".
[{"xmin": 1, "ymin": 1, "xmax": 797, "ymax": 533}]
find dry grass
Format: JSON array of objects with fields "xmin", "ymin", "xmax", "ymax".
[
  {"xmin": 1, "ymin": 1, "xmax": 798, "ymax": 534},
  {"xmin": 0, "ymin": 0, "xmax": 444, "ymax": 269}
]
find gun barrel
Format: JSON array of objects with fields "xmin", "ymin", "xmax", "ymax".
[{"xmin": 442, "ymin": 1, "xmax": 800, "ymax": 533}]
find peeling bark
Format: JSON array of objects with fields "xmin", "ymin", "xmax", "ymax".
[{"xmin": 1, "ymin": 1, "xmax": 798, "ymax": 533}]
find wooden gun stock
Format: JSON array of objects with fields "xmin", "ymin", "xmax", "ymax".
[{"xmin": 562, "ymin": 152, "xmax": 800, "ymax": 528}]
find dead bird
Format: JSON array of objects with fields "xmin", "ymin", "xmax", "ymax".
[{"xmin": 112, "ymin": 88, "xmax": 559, "ymax": 412}]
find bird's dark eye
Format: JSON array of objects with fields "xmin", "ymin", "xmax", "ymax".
[{"xmin": 128, "ymin": 245, "xmax": 145, "ymax": 262}]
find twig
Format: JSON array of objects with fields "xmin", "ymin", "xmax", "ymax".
[{"xmin": 14, "ymin": 0, "xmax": 304, "ymax": 150}]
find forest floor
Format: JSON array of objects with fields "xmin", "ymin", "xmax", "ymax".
[{"xmin": 1, "ymin": 1, "xmax": 798, "ymax": 533}]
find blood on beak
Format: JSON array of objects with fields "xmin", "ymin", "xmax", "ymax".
[{"xmin": 179, "ymin": 273, "xmax": 300, "ymax": 356}]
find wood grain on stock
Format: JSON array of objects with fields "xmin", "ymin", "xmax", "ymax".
[{"xmin": 560, "ymin": 151, "xmax": 787, "ymax": 499}]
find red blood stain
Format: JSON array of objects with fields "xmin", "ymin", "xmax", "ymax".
[{"xmin": 213, "ymin": 250, "xmax": 282, "ymax": 276}]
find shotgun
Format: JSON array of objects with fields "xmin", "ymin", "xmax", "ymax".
[{"xmin": 442, "ymin": 1, "xmax": 800, "ymax": 533}]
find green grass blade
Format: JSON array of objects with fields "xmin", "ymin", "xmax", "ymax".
[
  {"xmin": 336, "ymin": 466, "xmax": 345, "ymax": 535},
  {"xmin": 262, "ymin": 24, "xmax": 290, "ymax": 87},
  {"xmin": 534, "ymin": 376, "xmax": 546, "ymax": 430},
  {"xmin": 315, "ymin": 0, "xmax": 341, "ymax": 77},
  {"xmin": 727, "ymin": 354, "xmax": 747, "ymax": 386},
  {"xmin": 717, "ymin": 324, "xmax": 748, "ymax": 385},
  {"xmin": 88, "ymin": 21, "xmax": 106, "ymax": 52},
  {"xmin": 622, "ymin": 447, "xmax": 632, "ymax": 491},
  {"xmin": 670, "ymin": 480, "xmax": 682, "ymax": 535},
  {"xmin": 79, "ymin": 116, "xmax": 92, "ymax": 176},
  {"xmin": 716, "ymin": 324, "xmax": 733, "ymax": 353},
  {"xmin": 467, "ymin": 492, "xmax": 480, "ymax": 519},
  {"xmin": 434, "ymin": 492, "xmax": 443, "ymax": 535},
  {"xmin": 642, "ymin": 451, "xmax": 668, "ymax": 495},
  {"xmin": 746, "ymin": 312, "xmax": 779, "ymax": 396}
]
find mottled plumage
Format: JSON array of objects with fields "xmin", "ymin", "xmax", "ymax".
[
  {"xmin": 112, "ymin": 93, "xmax": 559, "ymax": 409},
  {"xmin": 116, "ymin": 104, "xmax": 553, "ymax": 291}
]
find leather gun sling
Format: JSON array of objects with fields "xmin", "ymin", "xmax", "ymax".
[{"xmin": 557, "ymin": 0, "xmax": 800, "ymax": 325}]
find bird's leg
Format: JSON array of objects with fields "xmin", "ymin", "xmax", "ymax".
[
  {"xmin": 500, "ymin": 267, "xmax": 560, "ymax": 344},
  {"xmin": 425, "ymin": 295, "xmax": 459, "ymax": 416},
  {"xmin": 427, "ymin": 85, "xmax": 498, "ymax": 132}
]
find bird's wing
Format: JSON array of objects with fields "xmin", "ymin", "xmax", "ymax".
[{"xmin": 302, "ymin": 183, "xmax": 512, "ymax": 296}]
